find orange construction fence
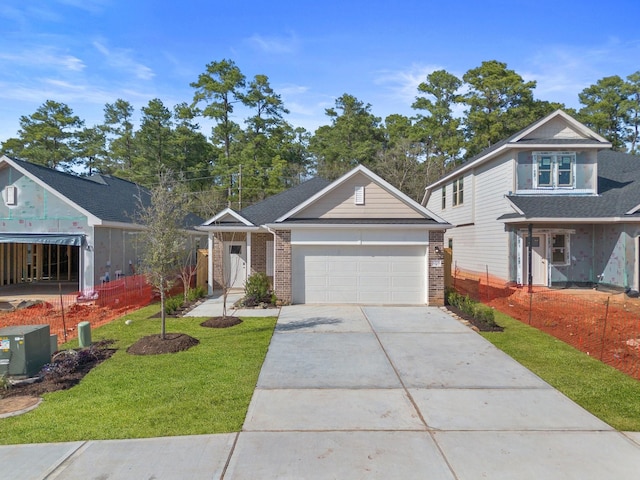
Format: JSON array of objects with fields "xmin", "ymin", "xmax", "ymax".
[
  {"xmin": 452, "ymin": 268, "xmax": 640, "ymax": 380},
  {"xmin": 0, "ymin": 275, "xmax": 154, "ymax": 346}
]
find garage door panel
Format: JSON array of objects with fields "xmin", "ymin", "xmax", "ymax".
[{"xmin": 292, "ymin": 245, "xmax": 426, "ymax": 305}]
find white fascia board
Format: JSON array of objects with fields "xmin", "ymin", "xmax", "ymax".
[
  {"xmin": 626, "ymin": 204, "xmax": 640, "ymax": 215},
  {"xmin": 276, "ymin": 164, "xmax": 448, "ymax": 224},
  {"xmin": 503, "ymin": 197, "xmax": 525, "ymax": 215},
  {"xmin": 1, "ymin": 155, "xmax": 102, "ymax": 226},
  {"xmin": 202, "ymin": 207, "xmax": 253, "ymax": 226},
  {"xmin": 502, "ymin": 216, "xmax": 640, "ymax": 224},
  {"xmin": 264, "ymin": 222, "xmax": 452, "ymax": 231},
  {"xmin": 509, "ymin": 143, "xmax": 611, "ymax": 150},
  {"xmin": 291, "ymin": 240, "xmax": 429, "ymax": 246},
  {"xmin": 195, "ymin": 225, "xmax": 260, "ymax": 233},
  {"xmin": 98, "ymin": 221, "xmax": 146, "ymax": 231}
]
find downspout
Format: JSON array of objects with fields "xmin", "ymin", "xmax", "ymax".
[{"xmin": 207, "ymin": 233, "xmax": 214, "ymax": 296}]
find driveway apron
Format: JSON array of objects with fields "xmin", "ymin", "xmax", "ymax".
[{"xmin": 225, "ymin": 305, "xmax": 640, "ymax": 480}]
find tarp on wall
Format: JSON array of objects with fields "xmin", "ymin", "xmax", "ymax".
[{"xmin": 0, "ymin": 233, "xmax": 85, "ymax": 246}]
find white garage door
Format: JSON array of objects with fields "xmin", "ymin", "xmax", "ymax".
[{"xmin": 292, "ymin": 245, "xmax": 426, "ymax": 304}]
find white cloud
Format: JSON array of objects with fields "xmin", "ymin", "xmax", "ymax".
[
  {"xmin": 519, "ymin": 39, "xmax": 640, "ymax": 108},
  {"xmin": 93, "ymin": 40, "xmax": 155, "ymax": 80},
  {"xmin": 374, "ymin": 63, "xmax": 450, "ymax": 106},
  {"xmin": 56, "ymin": 0, "xmax": 110, "ymax": 14},
  {"xmin": 246, "ymin": 32, "xmax": 299, "ymax": 54},
  {"xmin": 0, "ymin": 48, "xmax": 85, "ymax": 72}
]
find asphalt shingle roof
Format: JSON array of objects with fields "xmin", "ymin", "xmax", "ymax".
[
  {"xmin": 504, "ymin": 150, "xmax": 640, "ymax": 220},
  {"xmin": 7, "ymin": 157, "xmax": 202, "ymax": 228},
  {"xmin": 237, "ymin": 177, "xmax": 332, "ymax": 225}
]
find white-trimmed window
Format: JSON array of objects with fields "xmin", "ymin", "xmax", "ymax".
[
  {"xmin": 534, "ymin": 152, "xmax": 575, "ymax": 189},
  {"xmin": 551, "ymin": 234, "xmax": 570, "ymax": 265},
  {"xmin": 452, "ymin": 177, "xmax": 463, "ymax": 206},
  {"xmin": 441, "ymin": 186, "xmax": 446, "ymax": 209}
]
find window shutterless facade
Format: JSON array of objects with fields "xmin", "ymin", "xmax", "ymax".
[
  {"xmin": 534, "ymin": 152, "xmax": 575, "ymax": 189},
  {"xmin": 551, "ymin": 234, "xmax": 570, "ymax": 266},
  {"xmin": 452, "ymin": 177, "xmax": 463, "ymax": 206}
]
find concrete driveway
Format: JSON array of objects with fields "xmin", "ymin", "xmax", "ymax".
[
  {"xmin": 3, "ymin": 304, "xmax": 640, "ymax": 479},
  {"xmin": 226, "ymin": 305, "xmax": 640, "ymax": 479}
]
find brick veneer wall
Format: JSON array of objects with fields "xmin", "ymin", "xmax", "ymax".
[
  {"xmin": 428, "ymin": 230, "xmax": 445, "ymax": 306},
  {"xmin": 274, "ymin": 230, "xmax": 292, "ymax": 304},
  {"xmin": 251, "ymin": 233, "xmax": 269, "ymax": 275},
  {"xmin": 212, "ymin": 232, "xmax": 246, "ymax": 290}
]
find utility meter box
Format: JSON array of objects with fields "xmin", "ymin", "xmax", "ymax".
[{"xmin": 0, "ymin": 325, "xmax": 51, "ymax": 377}]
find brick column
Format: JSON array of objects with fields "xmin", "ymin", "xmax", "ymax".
[
  {"xmin": 274, "ymin": 230, "xmax": 291, "ymax": 304},
  {"xmin": 428, "ymin": 230, "xmax": 445, "ymax": 306}
]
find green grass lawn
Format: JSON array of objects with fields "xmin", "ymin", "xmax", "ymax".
[
  {"xmin": 0, "ymin": 304, "xmax": 277, "ymax": 444},
  {"xmin": 483, "ymin": 310, "xmax": 640, "ymax": 431}
]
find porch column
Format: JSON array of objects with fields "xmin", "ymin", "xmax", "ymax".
[
  {"xmin": 428, "ymin": 230, "xmax": 445, "ymax": 306},
  {"xmin": 207, "ymin": 233, "xmax": 214, "ymax": 296},
  {"xmin": 246, "ymin": 232, "xmax": 252, "ymax": 281},
  {"xmin": 274, "ymin": 230, "xmax": 291, "ymax": 304}
]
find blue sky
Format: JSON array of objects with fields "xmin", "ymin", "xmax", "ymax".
[{"xmin": 1, "ymin": 0, "xmax": 639, "ymax": 144}]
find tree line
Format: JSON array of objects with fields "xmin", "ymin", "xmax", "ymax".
[{"xmin": 2, "ymin": 59, "xmax": 639, "ymax": 214}]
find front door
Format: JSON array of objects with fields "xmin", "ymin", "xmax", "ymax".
[
  {"xmin": 224, "ymin": 242, "xmax": 247, "ymax": 289},
  {"xmin": 523, "ymin": 234, "xmax": 547, "ymax": 286}
]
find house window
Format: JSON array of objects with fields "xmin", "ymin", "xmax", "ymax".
[
  {"xmin": 551, "ymin": 234, "xmax": 569, "ymax": 265},
  {"xmin": 441, "ymin": 186, "xmax": 446, "ymax": 209},
  {"xmin": 452, "ymin": 178, "xmax": 463, "ymax": 206},
  {"xmin": 5, "ymin": 186, "xmax": 17, "ymax": 206},
  {"xmin": 230, "ymin": 245, "xmax": 242, "ymax": 255},
  {"xmin": 534, "ymin": 152, "xmax": 575, "ymax": 188}
]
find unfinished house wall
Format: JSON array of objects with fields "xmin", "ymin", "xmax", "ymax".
[
  {"xmin": 0, "ymin": 166, "xmax": 91, "ymax": 290},
  {"xmin": 593, "ymin": 224, "xmax": 626, "ymax": 288},
  {"xmin": 550, "ymin": 225, "xmax": 594, "ymax": 285}
]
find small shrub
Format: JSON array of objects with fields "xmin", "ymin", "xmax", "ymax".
[
  {"xmin": 447, "ymin": 290, "xmax": 499, "ymax": 329},
  {"xmin": 187, "ymin": 286, "xmax": 206, "ymax": 302},
  {"xmin": 244, "ymin": 273, "xmax": 273, "ymax": 304},
  {"xmin": 164, "ymin": 295, "xmax": 183, "ymax": 315}
]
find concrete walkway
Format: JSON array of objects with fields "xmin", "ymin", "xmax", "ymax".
[{"xmin": 3, "ymin": 304, "xmax": 640, "ymax": 479}]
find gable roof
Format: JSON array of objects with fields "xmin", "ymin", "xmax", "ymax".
[
  {"xmin": 502, "ymin": 150, "xmax": 640, "ymax": 222},
  {"xmin": 425, "ymin": 110, "xmax": 612, "ymax": 194},
  {"xmin": 200, "ymin": 165, "xmax": 451, "ymax": 230},
  {"xmin": 0, "ymin": 155, "xmax": 202, "ymax": 228},
  {"xmin": 274, "ymin": 165, "xmax": 448, "ymax": 226}
]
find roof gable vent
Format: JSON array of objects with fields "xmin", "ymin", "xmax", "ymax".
[{"xmin": 354, "ymin": 186, "xmax": 365, "ymax": 205}]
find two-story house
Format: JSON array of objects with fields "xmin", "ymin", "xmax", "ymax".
[{"xmin": 423, "ymin": 110, "xmax": 640, "ymax": 291}]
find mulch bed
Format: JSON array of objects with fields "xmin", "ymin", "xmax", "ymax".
[
  {"xmin": 445, "ymin": 305, "xmax": 504, "ymax": 332},
  {"xmin": 127, "ymin": 333, "xmax": 199, "ymax": 355},
  {"xmin": 200, "ymin": 316, "xmax": 242, "ymax": 328},
  {"xmin": 0, "ymin": 340, "xmax": 117, "ymax": 399}
]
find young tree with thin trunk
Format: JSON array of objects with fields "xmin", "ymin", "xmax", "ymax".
[{"xmin": 136, "ymin": 169, "xmax": 189, "ymax": 339}]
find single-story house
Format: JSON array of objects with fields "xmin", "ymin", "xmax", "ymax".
[
  {"xmin": 423, "ymin": 109, "xmax": 640, "ymax": 291},
  {"xmin": 198, "ymin": 165, "xmax": 451, "ymax": 305},
  {"xmin": 0, "ymin": 155, "xmax": 204, "ymax": 293}
]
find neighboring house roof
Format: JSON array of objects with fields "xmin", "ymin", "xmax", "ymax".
[
  {"xmin": 502, "ymin": 150, "xmax": 640, "ymax": 222},
  {"xmin": 0, "ymin": 155, "xmax": 202, "ymax": 228},
  {"xmin": 424, "ymin": 110, "xmax": 612, "ymax": 195}
]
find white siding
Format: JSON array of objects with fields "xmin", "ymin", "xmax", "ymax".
[{"xmin": 427, "ymin": 154, "xmax": 516, "ymax": 281}]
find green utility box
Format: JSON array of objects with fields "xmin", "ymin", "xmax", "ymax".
[{"xmin": 0, "ymin": 325, "xmax": 51, "ymax": 377}]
